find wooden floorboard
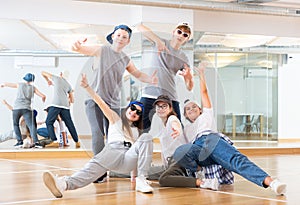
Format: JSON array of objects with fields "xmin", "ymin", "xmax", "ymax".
[
  {"xmin": 1, "ymin": 140, "xmax": 299, "ymax": 204},
  {"xmin": 0, "ymin": 155, "xmax": 295, "ymax": 205}
]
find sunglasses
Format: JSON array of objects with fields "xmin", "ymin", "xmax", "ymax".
[
  {"xmin": 176, "ymin": 29, "xmax": 189, "ymax": 38},
  {"xmin": 130, "ymin": 104, "xmax": 142, "ymax": 116}
]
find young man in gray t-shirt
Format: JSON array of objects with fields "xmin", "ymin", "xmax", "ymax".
[
  {"xmin": 137, "ymin": 22, "xmax": 194, "ymax": 133},
  {"xmin": 41, "ymin": 71, "xmax": 80, "ymax": 148},
  {"xmin": 72, "ymin": 24, "xmax": 157, "ymax": 183},
  {"xmin": 1, "ymin": 73, "xmax": 46, "ymax": 148}
]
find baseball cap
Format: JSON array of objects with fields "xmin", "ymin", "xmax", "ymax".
[
  {"xmin": 153, "ymin": 95, "xmax": 172, "ymax": 106},
  {"xmin": 176, "ymin": 22, "xmax": 192, "ymax": 33},
  {"xmin": 23, "ymin": 73, "xmax": 35, "ymax": 82},
  {"xmin": 106, "ymin": 24, "xmax": 132, "ymax": 44},
  {"xmin": 183, "ymin": 99, "xmax": 201, "ymax": 109}
]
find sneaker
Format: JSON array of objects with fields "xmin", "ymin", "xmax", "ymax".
[
  {"xmin": 33, "ymin": 142, "xmax": 44, "ymax": 149},
  {"xmin": 270, "ymin": 179, "xmax": 287, "ymax": 195},
  {"xmin": 200, "ymin": 178, "xmax": 219, "ymax": 191},
  {"xmin": 93, "ymin": 172, "xmax": 107, "ymax": 183},
  {"xmin": 75, "ymin": 142, "xmax": 80, "ymax": 148},
  {"xmin": 14, "ymin": 141, "xmax": 23, "ymax": 148},
  {"xmin": 43, "ymin": 171, "xmax": 66, "ymax": 198},
  {"xmin": 45, "ymin": 141, "xmax": 60, "ymax": 148},
  {"xmin": 135, "ymin": 176, "xmax": 153, "ymax": 193}
]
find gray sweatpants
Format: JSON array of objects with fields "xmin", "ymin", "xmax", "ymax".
[{"xmin": 65, "ymin": 133, "xmax": 153, "ymax": 190}]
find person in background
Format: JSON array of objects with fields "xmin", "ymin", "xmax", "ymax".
[
  {"xmin": 172, "ymin": 63, "xmax": 287, "ymax": 195},
  {"xmin": 0, "ymin": 73, "xmax": 46, "ymax": 148},
  {"xmin": 0, "ymin": 100, "xmax": 16, "ymax": 143},
  {"xmin": 41, "ymin": 70, "xmax": 80, "ymax": 148},
  {"xmin": 71, "ymin": 24, "xmax": 157, "ymax": 183},
  {"xmin": 137, "ymin": 22, "xmax": 194, "ymax": 132},
  {"xmin": 43, "ymin": 73, "xmax": 154, "ymax": 198}
]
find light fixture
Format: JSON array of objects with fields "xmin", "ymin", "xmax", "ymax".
[
  {"xmin": 48, "ymin": 34, "xmax": 101, "ymax": 51},
  {"xmin": 221, "ymin": 34, "xmax": 275, "ymax": 48},
  {"xmin": 32, "ymin": 21, "xmax": 84, "ymax": 30}
]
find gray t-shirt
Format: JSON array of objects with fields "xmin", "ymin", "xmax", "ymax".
[
  {"xmin": 142, "ymin": 38, "xmax": 190, "ymax": 101},
  {"xmin": 89, "ymin": 45, "xmax": 130, "ymax": 108},
  {"xmin": 13, "ymin": 82, "xmax": 35, "ymax": 110},
  {"xmin": 51, "ymin": 75, "xmax": 72, "ymax": 109}
]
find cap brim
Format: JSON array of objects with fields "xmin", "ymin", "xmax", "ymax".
[{"xmin": 106, "ymin": 32, "xmax": 113, "ymax": 44}]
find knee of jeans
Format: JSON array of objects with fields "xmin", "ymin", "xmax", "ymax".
[{"xmin": 173, "ymin": 144, "xmax": 194, "ymax": 163}]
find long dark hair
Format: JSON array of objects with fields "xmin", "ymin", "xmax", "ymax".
[{"xmin": 121, "ymin": 101, "xmax": 144, "ymax": 140}]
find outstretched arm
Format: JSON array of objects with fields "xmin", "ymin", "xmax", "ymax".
[
  {"xmin": 2, "ymin": 99, "xmax": 13, "ymax": 111},
  {"xmin": 137, "ymin": 23, "xmax": 170, "ymax": 55},
  {"xmin": 41, "ymin": 71, "xmax": 53, "ymax": 86},
  {"xmin": 0, "ymin": 82, "xmax": 18, "ymax": 88},
  {"xmin": 126, "ymin": 61, "xmax": 158, "ymax": 85},
  {"xmin": 71, "ymin": 38, "xmax": 101, "ymax": 57},
  {"xmin": 34, "ymin": 88, "xmax": 46, "ymax": 102},
  {"xmin": 80, "ymin": 74, "xmax": 119, "ymax": 123},
  {"xmin": 194, "ymin": 62, "xmax": 211, "ymax": 109}
]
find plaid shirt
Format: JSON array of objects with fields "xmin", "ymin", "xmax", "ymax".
[{"xmin": 195, "ymin": 132, "xmax": 234, "ymax": 184}]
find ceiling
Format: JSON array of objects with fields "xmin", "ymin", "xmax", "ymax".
[{"xmin": 0, "ymin": 0, "xmax": 300, "ymax": 55}]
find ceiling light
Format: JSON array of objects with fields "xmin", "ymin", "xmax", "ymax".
[
  {"xmin": 222, "ymin": 34, "xmax": 275, "ymax": 48},
  {"xmin": 32, "ymin": 21, "xmax": 84, "ymax": 30}
]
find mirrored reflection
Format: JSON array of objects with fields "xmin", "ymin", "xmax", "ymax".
[
  {"xmin": 193, "ymin": 30, "xmax": 296, "ymax": 141},
  {"xmin": 1, "ymin": 17, "xmax": 300, "ymax": 150}
]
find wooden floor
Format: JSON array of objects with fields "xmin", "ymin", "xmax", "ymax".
[
  {"xmin": 0, "ymin": 154, "xmax": 296, "ymax": 205},
  {"xmin": 0, "ymin": 139, "xmax": 300, "ymax": 205},
  {"xmin": 1, "ymin": 139, "xmax": 299, "ymax": 204}
]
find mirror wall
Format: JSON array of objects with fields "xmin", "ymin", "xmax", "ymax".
[{"xmin": 1, "ymin": 2, "xmax": 300, "ymax": 150}]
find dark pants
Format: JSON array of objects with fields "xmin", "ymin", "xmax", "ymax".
[
  {"xmin": 46, "ymin": 106, "xmax": 78, "ymax": 142},
  {"xmin": 85, "ymin": 99, "xmax": 120, "ymax": 155},
  {"xmin": 13, "ymin": 109, "xmax": 38, "ymax": 143}
]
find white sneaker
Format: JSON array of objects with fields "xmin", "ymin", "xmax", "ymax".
[
  {"xmin": 200, "ymin": 178, "xmax": 219, "ymax": 191},
  {"xmin": 135, "ymin": 176, "xmax": 153, "ymax": 193},
  {"xmin": 270, "ymin": 179, "xmax": 287, "ymax": 195},
  {"xmin": 43, "ymin": 171, "xmax": 66, "ymax": 198}
]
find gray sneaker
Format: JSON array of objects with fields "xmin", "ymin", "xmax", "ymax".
[
  {"xmin": 43, "ymin": 171, "xmax": 66, "ymax": 198},
  {"xmin": 270, "ymin": 179, "xmax": 287, "ymax": 195},
  {"xmin": 200, "ymin": 178, "xmax": 219, "ymax": 191}
]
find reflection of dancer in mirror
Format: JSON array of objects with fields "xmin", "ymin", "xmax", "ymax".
[
  {"xmin": 41, "ymin": 71, "xmax": 80, "ymax": 148},
  {"xmin": 1, "ymin": 99, "xmax": 38, "ymax": 148},
  {"xmin": 137, "ymin": 22, "xmax": 194, "ymax": 132},
  {"xmin": 0, "ymin": 100, "xmax": 16, "ymax": 143},
  {"xmin": 172, "ymin": 63, "xmax": 287, "ymax": 195},
  {"xmin": 43, "ymin": 74, "xmax": 154, "ymax": 198},
  {"xmin": 0, "ymin": 73, "xmax": 46, "ymax": 148},
  {"xmin": 72, "ymin": 24, "xmax": 157, "ymax": 182}
]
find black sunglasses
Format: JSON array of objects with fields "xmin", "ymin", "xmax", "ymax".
[
  {"xmin": 176, "ymin": 29, "xmax": 189, "ymax": 38},
  {"xmin": 130, "ymin": 104, "xmax": 142, "ymax": 116}
]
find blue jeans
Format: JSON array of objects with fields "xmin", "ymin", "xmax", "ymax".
[
  {"xmin": 13, "ymin": 109, "xmax": 38, "ymax": 143},
  {"xmin": 173, "ymin": 133, "xmax": 269, "ymax": 187},
  {"xmin": 46, "ymin": 106, "xmax": 78, "ymax": 142},
  {"xmin": 37, "ymin": 127, "xmax": 49, "ymax": 138},
  {"xmin": 85, "ymin": 99, "xmax": 120, "ymax": 155},
  {"xmin": 140, "ymin": 97, "xmax": 181, "ymax": 133}
]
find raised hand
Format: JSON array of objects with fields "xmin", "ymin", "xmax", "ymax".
[
  {"xmin": 72, "ymin": 38, "xmax": 87, "ymax": 52},
  {"xmin": 80, "ymin": 73, "xmax": 89, "ymax": 88}
]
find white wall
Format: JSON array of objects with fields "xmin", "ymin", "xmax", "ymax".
[{"xmin": 278, "ymin": 54, "xmax": 300, "ymax": 139}]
